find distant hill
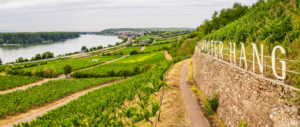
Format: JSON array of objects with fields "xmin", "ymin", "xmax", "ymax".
[{"xmin": 96, "ymin": 28, "xmax": 195, "ymax": 35}]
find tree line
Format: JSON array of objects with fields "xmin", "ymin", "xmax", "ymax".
[{"xmin": 0, "ymin": 32, "xmax": 80, "ymax": 44}]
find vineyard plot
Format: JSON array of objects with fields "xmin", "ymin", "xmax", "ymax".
[
  {"xmin": 0, "ymin": 75, "xmax": 43, "ymax": 90},
  {"xmin": 0, "ymin": 77, "xmax": 120, "ymax": 118},
  {"xmin": 16, "ymin": 60, "xmax": 170, "ymax": 126},
  {"xmin": 22, "ymin": 55, "xmax": 123, "ymax": 75},
  {"xmin": 143, "ymin": 43, "xmax": 172, "ymax": 52},
  {"xmin": 75, "ymin": 51, "xmax": 166, "ymax": 76}
]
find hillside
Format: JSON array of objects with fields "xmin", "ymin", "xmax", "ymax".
[{"xmin": 96, "ymin": 28, "xmax": 195, "ymax": 35}]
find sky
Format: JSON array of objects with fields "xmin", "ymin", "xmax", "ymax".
[{"xmin": 0, "ymin": 0, "xmax": 258, "ymax": 32}]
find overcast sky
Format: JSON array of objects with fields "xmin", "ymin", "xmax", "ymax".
[{"xmin": 0, "ymin": 0, "xmax": 258, "ymax": 32}]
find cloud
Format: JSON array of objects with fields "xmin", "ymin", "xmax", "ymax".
[{"xmin": 0, "ymin": 0, "xmax": 258, "ymax": 31}]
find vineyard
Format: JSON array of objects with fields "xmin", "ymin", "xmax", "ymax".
[
  {"xmin": 202, "ymin": 0, "xmax": 300, "ymax": 59},
  {"xmin": 0, "ymin": 28, "xmax": 194, "ymax": 126},
  {"xmin": 15, "ymin": 60, "xmax": 171, "ymax": 126},
  {"xmin": 20, "ymin": 55, "xmax": 123, "ymax": 76},
  {"xmin": 72, "ymin": 51, "xmax": 166, "ymax": 78},
  {"xmin": 0, "ymin": 75, "xmax": 43, "ymax": 90},
  {"xmin": 112, "ymin": 46, "xmax": 142, "ymax": 54},
  {"xmin": 0, "ymin": 77, "xmax": 120, "ymax": 118},
  {"xmin": 142, "ymin": 43, "xmax": 172, "ymax": 52}
]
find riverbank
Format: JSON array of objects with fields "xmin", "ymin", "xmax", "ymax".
[{"xmin": 0, "ymin": 35, "xmax": 123, "ymax": 64}]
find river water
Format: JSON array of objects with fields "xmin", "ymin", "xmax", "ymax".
[{"xmin": 0, "ymin": 35, "xmax": 121, "ymax": 64}]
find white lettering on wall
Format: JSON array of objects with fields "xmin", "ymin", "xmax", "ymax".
[
  {"xmin": 272, "ymin": 46, "xmax": 286, "ymax": 80},
  {"xmin": 252, "ymin": 43, "xmax": 264, "ymax": 74},
  {"xmin": 199, "ymin": 41, "xmax": 289, "ymax": 81},
  {"xmin": 229, "ymin": 42, "xmax": 236, "ymax": 63},
  {"xmin": 240, "ymin": 43, "xmax": 247, "ymax": 69}
]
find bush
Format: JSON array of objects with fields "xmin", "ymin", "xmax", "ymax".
[
  {"xmin": 107, "ymin": 69, "xmax": 115, "ymax": 76},
  {"xmin": 22, "ymin": 71, "xmax": 32, "ymax": 76},
  {"xmin": 43, "ymin": 66, "xmax": 56, "ymax": 78},
  {"xmin": 208, "ymin": 94, "xmax": 219, "ymax": 112},
  {"xmin": 120, "ymin": 52, "xmax": 123, "ymax": 55},
  {"xmin": 204, "ymin": 103, "xmax": 214, "ymax": 115},
  {"xmin": 4, "ymin": 67, "xmax": 11, "ymax": 72},
  {"xmin": 130, "ymin": 50, "xmax": 139, "ymax": 55},
  {"xmin": 142, "ymin": 64, "xmax": 152, "ymax": 72},
  {"xmin": 133, "ymin": 66, "xmax": 140, "ymax": 73},
  {"xmin": 119, "ymin": 69, "xmax": 130, "ymax": 78},
  {"xmin": 32, "ymin": 70, "xmax": 41, "ymax": 76}
]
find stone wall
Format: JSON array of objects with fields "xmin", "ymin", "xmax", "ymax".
[{"xmin": 193, "ymin": 46, "xmax": 300, "ymax": 127}]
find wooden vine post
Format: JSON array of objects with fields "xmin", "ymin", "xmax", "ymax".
[{"xmin": 286, "ymin": 32, "xmax": 293, "ymax": 54}]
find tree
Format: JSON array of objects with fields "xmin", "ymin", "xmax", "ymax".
[
  {"xmin": 63, "ymin": 64, "xmax": 72, "ymax": 78},
  {"xmin": 81, "ymin": 46, "xmax": 87, "ymax": 51},
  {"xmin": 0, "ymin": 58, "xmax": 2, "ymax": 65},
  {"xmin": 107, "ymin": 69, "xmax": 115, "ymax": 76},
  {"xmin": 16, "ymin": 57, "xmax": 24, "ymax": 63},
  {"xmin": 130, "ymin": 50, "xmax": 139, "ymax": 55},
  {"xmin": 97, "ymin": 45, "xmax": 103, "ymax": 49},
  {"xmin": 35, "ymin": 54, "xmax": 42, "ymax": 60}
]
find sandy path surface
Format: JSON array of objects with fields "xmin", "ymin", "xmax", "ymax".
[
  {"xmin": 140, "ymin": 46, "xmax": 145, "ymax": 51},
  {"xmin": 180, "ymin": 62, "xmax": 210, "ymax": 127},
  {"xmin": 0, "ymin": 55, "xmax": 129, "ymax": 95},
  {"xmin": 0, "ymin": 80, "xmax": 124, "ymax": 127},
  {"xmin": 164, "ymin": 50, "xmax": 172, "ymax": 60}
]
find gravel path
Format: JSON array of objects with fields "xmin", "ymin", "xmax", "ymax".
[
  {"xmin": 140, "ymin": 46, "xmax": 145, "ymax": 51},
  {"xmin": 180, "ymin": 62, "xmax": 210, "ymax": 127},
  {"xmin": 164, "ymin": 50, "xmax": 172, "ymax": 60}
]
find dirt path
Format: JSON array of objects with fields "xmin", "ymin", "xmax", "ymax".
[
  {"xmin": 180, "ymin": 62, "xmax": 210, "ymax": 127},
  {"xmin": 0, "ymin": 80, "xmax": 124, "ymax": 127},
  {"xmin": 164, "ymin": 50, "xmax": 172, "ymax": 60},
  {"xmin": 140, "ymin": 46, "xmax": 145, "ymax": 51},
  {"xmin": 0, "ymin": 55, "xmax": 129, "ymax": 95}
]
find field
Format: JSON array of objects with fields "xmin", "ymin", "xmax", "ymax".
[
  {"xmin": 74, "ymin": 51, "xmax": 166, "ymax": 77},
  {"xmin": 0, "ymin": 77, "xmax": 120, "ymax": 118},
  {"xmin": 15, "ymin": 60, "xmax": 169, "ymax": 126},
  {"xmin": 0, "ymin": 75, "xmax": 43, "ymax": 90},
  {"xmin": 22, "ymin": 55, "xmax": 123, "ymax": 75},
  {"xmin": 112, "ymin": 46, "xmax": 142, "ymax": 54},
  {"xmin": 143, "ymin": 43, "xmax": 172, "ymax": 52}
]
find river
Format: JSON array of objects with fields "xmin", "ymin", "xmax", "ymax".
[{"xmin": 0, "ymin": 35, "xmax": 122, "ymax": 64}]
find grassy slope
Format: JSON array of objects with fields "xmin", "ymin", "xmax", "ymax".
[
  {"xmin": 22, "ymin": 55, "xmax": 122, "ymax": 74},
  {"xmin": 112, "ymin": 46, "xmax": 142, "ymax": 54},
  {"xmin": 0, "ymin": 75, "xmax": 43, "ymax": 90},
  {"xmin": 79, "ymin": 51, "xmax": 166, "ymax": 74},
  {"xmin": 143, "ymin": 43, "xmax": 172, "ymax": 52}
]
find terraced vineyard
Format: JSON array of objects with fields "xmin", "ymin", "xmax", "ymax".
[
  {"xmin": 22, "ymin": 55, "xmax": 123, "ymax": 75},
  {"xmin": 16, "ymin": 60, "xmax": 170, "ymax": 126},
  {"xmin": 0, "ymin": 75, "xmax": 43, "ymax": 90},
  {"xmin": 0, "ymin": 30, "xmax": 188, "ymax": 127},
  {"xmin": 0, "ymin": 77, "xmax": 120, "ymax": 118},
  {"xmin": 143, "ymin": 43, "xmax": 172, "ymax": 52},
  {"xmin": 112, "ymin": 46, "xmax": 142, "ymax": 54},
  {"xmin": 73, "ymin": 51, "xmax": 165, "ymax": 78}
]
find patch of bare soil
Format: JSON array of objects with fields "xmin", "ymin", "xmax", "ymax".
[{"xmin": 164, "ymin": 50, "xmax": 172, "ymax": 60}]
